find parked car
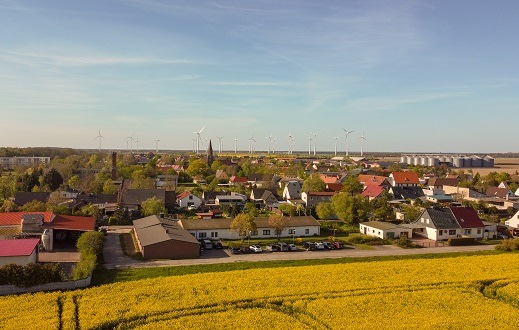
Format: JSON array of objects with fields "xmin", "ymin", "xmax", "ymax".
[
  {"xmin": 302, "ymin": 242, "xmax": 317, "ymax": 251},
  {"xmin": 240, "ymin": 246, "xmax": 253, "ymax": 254},
  {"xmin": 249, "ymin": 245, "xmax": 262, "ymax": 253},
  {"xmin": 278, "ymin": 243, "xmax": 289, "ymax": 252},
  {"xmin": 199, "ymin": 239, "xmax": 213, "ymax": 249},
  {"xmin": 210, "ymin": 238, "xmax": 223, "ymax": 249},
  {"xmin": 187, "ymin": 205, "xmax": 198, "ymax": 210},
  {"xmin": 314, "ymin": 242, "xmax": 325, "ymax": 250},
  {"xmin": 265, "ymin": 244, "xmax": 281, "ymax": 252},
  {"xmin": 333, "ymin": 241, "xmax": 345, "ymax": 250},
  {"xmin": 322, "ymin": 242, "xmax": 335, "ymax": 250},
  {"xmin": 288, "ymin": 244, "xmax": 298, "ymax": 251},
  {"xmin": 228, "ymin": 246, "xmax": 241, "ymax": 254}
]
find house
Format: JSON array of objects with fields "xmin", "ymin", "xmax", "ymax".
[
  {"xmin": 301, "ymin": 191, "xmax": 336, "ymax": 207},
  {"xmin": 282, "ymin": 180, "xmax": 302, "ymax": 200},
  {"xmin": 361, "ymin": 185, "xmax": 386, "ymax": 201},
  {"xmin": 388, "ymin": 186, "xmax": 425, "ymax": 200},
  {"xmin": 121, "ymin": 189, "xmax": 176, "ymax": 211},
  {"xmin": 58, "ymin": 187, "xmax": 81, "ymax": 199},
  {"xmin": 405, "ymin": 207, "xmax": 484, "ymax": 241},
  {"xmin": 155, "ymin": 175, "xmax": 178, "ymax": 190},
  {"xmin": 389, "ymin": 171, "xmax": 420, "ymax": 187},
  {"xmin": 485, "ymin": 187, "xmax": 515, "ymax": 199},
  {"xmin": 176, "ymin": 191, "xmax": 202, "ymax": 209},
  {"xmin": 179, "ymin": 216, "xmax": 321, "ymax": 240},
  {"xmin": 215, "ymin": 194, "xmax": 247, "ymax": 207},
  {"xmin": 247, "ymin": 174, "xmax": 274, "ymax": 188},
  {"xmin": 229, "ymin": 176, "xmax": 248, "ymax": 186},
  {"xmin": 319, "ymin": 174, "xmax": 340, "ymax": 184},
  {"xmin": 195, "ymin": 209, "xmax": 223, "ymax": 219},
  {"xmin": 133, "ymin": 215, "xmax": 200, "ymax": 259},
  {"xmin": 326, "ymin": 183, "xmax": 343, "ymax": 192},
  {"xmin": 0, "ymin": 238, "xmax": 40, "ymax": 267},
  {"xmin": 359, "ymin": 221, "xmax": 412, "ymax": 239},
  {"xmin": 250, "ymin": 189, "xmax": 278, "ymax": 205},
  {"xmin": 427, "ymin": 177, "xmax": 460, "ymax": 191},
  {"xmin": 14, "ymin": 192, "xmax": 50, "ymax": 207},
  {"xmin": 40, "ymin": 215, "xmax": 96, "ymax": 250},
  {"xmin": 504, "ymin": 210, "xmax": 519, "ymax": 228},
  {"xmin": 0, "ymin": 212, "xmax": 54, "ymax": 240},
  {"xmin": 358, "ymin": 175, "xmax": 390, "ymax": 189},
  {"xmin": 442, "ymin": 185, "xmax": 486, "ymax": 201}
]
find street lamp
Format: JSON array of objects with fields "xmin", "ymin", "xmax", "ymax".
[
  {"xmin": 293, "ymin": 229, "xmax": 296, "ymax": 244},
  {"xmin": 248, "ymin": 231, "xmax": 252, "ymax": 245},
  {"xmin": 333, "ymin": 228, "xmax": 337, "ymax": 241}
]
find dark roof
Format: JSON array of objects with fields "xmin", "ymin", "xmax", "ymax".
[
  {"xmin": 449, "ymin": 207, "xmax": 485, "ymax": 228},
  {"xmin": 14, "ymin": 192, "xmax": 50, "ymax": 206},
  {"xmin": 75, "ymin": 194, "xmax": 118, "ymax": 205},
  {"xmin": 122, "ymin": 189, "xmax": 165, "ymax": 206},
  {"xmin": 426, "ymin": 208, "xmax": 460, "ymax": 229},
  {"xmin": 390, "ymin": 187, "xmax": 424, "ymax": 200}
]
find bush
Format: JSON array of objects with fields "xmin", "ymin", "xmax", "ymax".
[
  {"xmin": 344, "ymin": 234, "xmax": 389, "ymax": 245},
  {"xmin": 495, "ymin": 238, "xmax": 519, "ymax": 251},
  {"xmin": 447, "ymin": 237, "xmax": 477, "ymax": 246},
  {"xmin": 0, "ymin": 263, "xmax": 64, "ymax": 287},
  {"xmin": 393, "ymin": 236, "xmax": 422, "ymax": 249},
  {"xmin": 72, "ymin": 231, "xmax": 105, "ymax": 280}
]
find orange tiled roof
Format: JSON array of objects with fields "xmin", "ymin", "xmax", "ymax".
[
  {"xmin": 0, "ymin": 212, "xmax": 54, "ymax": 227},
  {"xmin": 391, "ymin": 171, "xmax": 420, "ymax": 184}
]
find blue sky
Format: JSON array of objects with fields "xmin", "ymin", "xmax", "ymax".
[{"xmin": 1, "ymin": 0, "xmax": 518, "ymax": 154}]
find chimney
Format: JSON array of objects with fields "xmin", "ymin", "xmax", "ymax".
[{"xmin": 111, "ymin": 152, "xmax": 117, "ymax": 180}]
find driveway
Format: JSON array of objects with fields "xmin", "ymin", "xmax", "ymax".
[{"xmin": 102, "ymin": 228, "xmax": 497, "ymax": 269}]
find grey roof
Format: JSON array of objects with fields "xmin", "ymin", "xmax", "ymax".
[
  {"xmin": 133, "ymin": 215, "xmax": 199, "ymax": 247},
  {"xmin": 426, "ymin": 208, "xmax": 460, "ymax": 229},
  {"xmin": 390, "ymin": 187, "xmax": 425, "ymax": 200},
  {"xmin": 359, "ymin": 221, "xmax": 408, "ymax": 231},
  {"xmin": 14, "ymin": 192, "xmax": 50, "ymax": 206},
  {"xmin": 122, "ymin": 189, "xmax": 165, "ymax": 206},
  {"xmin": 180, "ymin": 215, "xmax": 320, "ymax": 231}
]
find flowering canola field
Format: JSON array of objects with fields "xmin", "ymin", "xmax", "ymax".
[{"xmin": 1, "ymin": 253, "xmax": 519, "ymax": 329}]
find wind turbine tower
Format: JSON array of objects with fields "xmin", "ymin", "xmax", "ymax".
[
  {"xmin": 311, "ymin": 132, "xmax": 318, "ymax": 156},
  {"xmin": 216, "ymin": 136, "xmax": 223, "ymax": 153},
  {"xmin": 94, "ymin": 129, "xmax": 105, "ymax": 152},
  {"xmin": 126, "ymin": 133, "xmax": 135, "ymax": 154},
  {"xmin": 287, "ymin": 134, "xmax": 294, "ymax": 155},
  {"xmin": 154, "ymin": 139, "xmax": 160, "ymax": 153},
  {"xmin": 193, "ymin": 126, "xmax": 205, "ymax": 154},
  {"xmin": 333, "ymin": 136, "xmax": 339, "ymax": 156},
  {"xmin": 308, "ymin": 136, "xmax": 312, "ymax": 155},
  {"xmin": 342, "ymin": 129, "xmax": 354, "ymax": 157},
  {"xmin": 360, "ymin": 132, "xmax": 367, "ymax": 157},
  {"xmin": 234, "ymin": 138, "xmax": 238, "ymax": 154}
]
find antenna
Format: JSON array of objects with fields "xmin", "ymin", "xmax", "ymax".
[
  {"xmin": 94, "ymin": 129, "xmax": 105, "ymax": 152},
  {"xmin": 342, "ymin": 129, "xmax": 354, "ymax": 157}
]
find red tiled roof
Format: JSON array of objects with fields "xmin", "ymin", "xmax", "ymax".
[
  {"xmin": 176, "ymin": 191, "xmax": 192, "ymax": 200},
  {"xmin": 41, "ymin": 215, "xmax": 96, "ymax": 231},
  {"xmin": 230, "ymin": 176, "xmax": 247, "ymax": 183},
  {"xmin": 326, "ymin": 183, "xmax": 343, "ymax": 192},
  {"xmin": 361, "ymin": 185, "xmax": 385, "ymax": 198},
  {"xmin": 391, "ymin": 171, "xmax": 420, "ymax": 184},
  {"xmin": 319, "ymin": 174, "xmax": 339, "ymax": 184},
  {"xmin": 0, "ymin": 238, "xmax": 40, "ymax": 257},
  {"xmin": 0, "ymin": 212, "xmax": 54, "ymax": 227},
  {"xmin": 449, "ymin": 207, "xmax": 484, "ymax": 228},
  {"xmin": 306, "ymin": 191, "xmax": 336, "ymax": 196},
  {"xmin": 358, "ymin": 175, "xmax": 388, "ymax": 186}
]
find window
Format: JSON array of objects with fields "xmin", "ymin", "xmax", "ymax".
[
  {"xmin": 189, "ymin": 195, "xmax": 193, "ymax": 200},
  {"xmin": 252, "ymin": 230, "xmax": 258, "ymax": 236},
  {"xmin": 198, "ymin": 232, "xmax": 206, "ymax": 238},
  {"xmin": 263, "ymin": 230, "xmax": 271, "ymax": 235},
  {"xmin": 426, "ymin": 219, "xmax": 429, "ymax": 224},
  {"xmin": 439, "ymin": 230, "xmax": 443, "ymax": 236},
  {"xmin": 288, "ymin": 229, "xmax": 296, "ymax": 235},
  {"xmin": 421, "ymin": 218, "xmax": 424, "ymax": 223},
  {"xmin": 448, "ymin": 230, "xmax": 456, "ymax": 235},
  {"xmin": 305, "ymin": 229, "xmax": 309, "ymax": 234},
  {"xmin": 477, "ymin": 228, "xmax": 481, "ymax": 234},
  {"xmin": 211, "ymin": 232, "xmax": 218, "ymax": 238},
  {"xmin": 464, "ymin": 229, "xmax": 472, "ymax": 235}
]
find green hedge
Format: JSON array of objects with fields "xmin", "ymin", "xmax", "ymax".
[
  {"xmin": 495, "ymin": 238, "xmax": 519, "ymax": 251},
  {"xmin": 72, "ymin": 231, "xmax": 105, "ymax": 280},
  {"xmin": 447, "ymin": 237, "xmax": 477, "ymax": 246},
  {"xmin": 0, "ymin": 263, "xmax": 63, "ymax": 287}
]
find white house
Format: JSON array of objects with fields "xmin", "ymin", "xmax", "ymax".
[
  {"xmin": 0, "ymin": 238, "xmax": 40, "ymax": 267},
  {"xmin": 179, "ymin": 216, "xmax": 320, "ymax": 240},
  {"xmin": 282, "ymin": 180, "xmax": 302, "ymax": 200},
  {"xmin": 176, "ymin": 191, "xmax": 202, "ymax": 209},
  {"xmin": 505, "ymin": 210, "xmax": 519, "ymax": 228},
  {"xmin": 359, "ymin": 221, "xmax": 412, "ymax": 240}
]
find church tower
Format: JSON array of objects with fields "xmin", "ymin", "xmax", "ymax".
[{"xmin": 207, "ymin": 139, "xmax": 214, "ymax": 167}]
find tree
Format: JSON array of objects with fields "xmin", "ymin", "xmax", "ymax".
[
  {"xmin": 42, "ymin": 168, "xmax": 64, "ymax": 191},
  {"xmin": 102, "ymin": 178, "xmax": 118, "ymax": 194},
  {"xmin": 330, "ymin": 193, "xmax": 369, "ymax": 225},
  {"xmin": 141, "ymin": 196, "xmax": 166, "ymax": 216},
  {"xmin": 316, "ymin": 202, "xmax": 334, "ymax": 220},
  {"xmin": 400, "ymin": 204, "xmax": 422, "ymax": 223},
  {"xmin": 341, "ymin": 175, "xmax": 363, "ymax": 196},
  {"xmin": 268, "ymin": 213, "xmax": 286, "ymax": 241},
  {"xmin": 370, "ymin": 192, "xmax": 394, "ymax": 221},
  {"xmin": 186, "ymin": 159, "xmax": 209, "ymax": 178},
  {"xmin": 278, "ymin": 204, "xmax": 297, "ymax": 217},
  {"xmin": 243, "ymin": 202, "xmax": 259, "ymax": 217},
  {"xmin": 302, "ymin": 174, "xmax": 326, "ymax": 192},
  {"xmin": 0, "ymin": 199, "xmax": 17, "ymax": 212},
  {"xmin": 230, "ymin": 212, "xmax": 256, "ymax": 242},
  {"xmin": 21, "ymin": 200, "xmax": 47, "ymax": 212}
]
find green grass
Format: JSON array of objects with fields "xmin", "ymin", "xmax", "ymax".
[{"xmin": 91, "ymin": 249, "xmax": 508, "ymax": 286}]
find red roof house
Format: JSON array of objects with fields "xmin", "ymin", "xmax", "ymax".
[
  {"xmin": 389, "ymin": 171, "xmax": 420, "ymax": 187},
  {"xmin": 361, "ymin": 185, "xmax": 386, "ymax": 201},
  {"xmin": 0, "ymin": 238, "xmax": 40, "ymax": 267}
]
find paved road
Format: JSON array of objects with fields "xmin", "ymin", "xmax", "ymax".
[{"xmin": 102, "ymin": 226, "xmax": 497, "ymax": 270}]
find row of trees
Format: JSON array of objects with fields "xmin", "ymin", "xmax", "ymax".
[{"xmin": 230, "ymin": 212, "xmax": 287, "ymax": 242}]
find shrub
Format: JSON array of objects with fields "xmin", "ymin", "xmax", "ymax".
[
  {"xmin": 72, "ymin": 231, "xmax": 105, "ymax": 280},
  {"xmin": 344, "ymin": 235, "xmax": 389, "ymax": 245},
  {"xmin": 448, "ymin": 237, "xmax": 477, "ymax": 246},
  {"xmin": 0, "ymin": 263, "xmax": 63, "ymax": 287},
  {"xmin": 393, "ymin": 236, "xmax": 422, "ymax": 249},
  {"xmin": 495, "ymin": 238, "xmax": 519, "ymax": 251}
]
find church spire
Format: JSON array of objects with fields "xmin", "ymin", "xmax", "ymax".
[{"xmin": 207, "ymin": 139, "xmax": 214, "ymax": 166}]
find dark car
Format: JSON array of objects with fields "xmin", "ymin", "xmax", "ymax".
[
  {"xmin": 302, "ymin": 242, "xmax": 317, "ymax": 251},
  {"xmin": 333, "ymin": 241, "xmax": 345, "ymax": 250},
  {"xmin": 228, "ymin": 246, "xmax": 241, "ymax": 254},
  {"xmin": 278, "ymin": 243, "xmax": 289, "ymax": 252},
  {"xmin": 240, "ymin": 246, "xmax": 253, "ymax": 254},
  {"xmin": 210, "ymin": 239, "xmax": 224, "ymax": 249},
  {"xmin": 322, "ymin": 242, "xmax": 335, "ymax": 250},
  {"xmin": 266, "ymin": 244, "xmax": 281, "ymax": 252}
]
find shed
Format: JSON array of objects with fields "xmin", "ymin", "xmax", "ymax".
[
  {"xmin": 359, "ymin": 221, "xmax": 412, "ymax": 239},
  {"xmin": 0, "ymin": 238, "xmax": 40, "ymax": 267}
]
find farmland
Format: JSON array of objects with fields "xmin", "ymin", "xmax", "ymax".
[{"xmin": 1, "ymin": 253, "xmax": 519, "ymax": 329}]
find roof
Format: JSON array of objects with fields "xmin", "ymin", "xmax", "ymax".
[
  {"xmin": 305, "ymin": 191, "xmax": 336, "ymax": 196},
  {"xmin": 389, "ymin": 186, "xmax": 424, "ymax": 200},
  {"xmin": 229, "ymin": 176, "xmax": 247, "ymax": 183},
  {"xmin": 133, "ymin": 215, "xmax": 199, "ymax": 247},
  {"xmin": 449, "ymin": 207, "xmax": 485, "ymax": 228},
  {"xmin": 427, "ymin": 177, "xmax": 460, "ymax": 187},
  {"xmin": 122, "ymin": 189, "xmax": 165, "ymax": 206},
  {"xmin": 486, "ymin": 187, "xmax": 513, "ymax": 198},
  {"xmin": 359, "ymin": 221, "xmax": 406, "ymax": 230},
  {"xmin": 358, "ymin": 175, "xmax": 389, "ymax": 187},
  {"xmin": 0, "ymin": 239, "xmax": 40, "ymax": 257},
  {"xmin": 361, "ymin": 185, "xmax": 385, "ymax": 198},
  {"xmin": 319, "ymin": 174, "xmax": 339, "ymax": 184},
  {"xmin": 75, "ymin": 193, "xmax": 118, "ymax": 205},
  {"xmin": 176, "ymin": 191, "xmax": 192, "ymax": 200},
  {"xmin": 41, "ymin": 215, "xmax": 96, "ymax": 231},
  {"xmin": 14, "ymin": 192, "xmax": 50, "ymax": 206},
  {"xmin": 0, "ymin": 212, "xmax": 54, "ymax": 227},
  {"xmin": 425, "ymin": 208, "xmax": 460, "ymax": 229},
  {"xmin": 180, "ymin": 215, "xmax": 320, "ymax": 231},
  {"xmin": 326, "ymin": 183, "xmax": 343, "ymax": 192},
  {"xmin": 391, "ymin": 171, "xmax": 420, "ymax": 185}
]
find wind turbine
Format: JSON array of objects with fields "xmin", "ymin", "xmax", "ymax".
[
  {"xmin": 154, "ymin": 139, "xmax": 160, "ymax": 153},
  {"xmin": 272, "ymin": 138, "xmax": 276, "ymax": 154},
  {"xmin": 333, "ymin": 136, "xmax": 339, "ymax": 156},
  {"xmin": 94, "ymin": 129, "xmax": 105, "ymax": 152},
  {"xmin": 248, "ymin": 135, "xmax": 254, "ymax": 154},
  {"xmin": 342, "ymin": 129, "xmax": 354, "ymax": 157},
  {"xmin": 267, "ymin": 135, "xmax": 274, "ymax": 154},
  {"xmin": 126, "ymin": 133, "xmax": 135, "ymax": 153},
  {"xmin": 134, "ymin": 137, "xmax": 140, "ymax": 152},
  {"xmin": 193, "ymin": 126, "xmax": 205, "ymax": 154},
  {"xmin": 192, "ymin": 138, "xmax": 196, "ymax": 153},
  {"xmin": 308, "ymin": 136, "xmax": 312, "ymax": 155},
  {"xmin": 234, "ymin": 138, "xmax": 238, "ymax": 154},
  {"xmin": 311, "ymin": 132, "xmax": 318, "ymax": 156},
  {"xmin": 360, "ymin": 132, "xmax": 367, "ymax": 157},
  {"xmin": 286, "ymin": 133, "xmax": 294, "ymax": 155},
  {"xmin": 216, "ymin": 136, "xmax": 223, "ymax": 153}
]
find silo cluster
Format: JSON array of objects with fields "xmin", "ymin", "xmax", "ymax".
[{"xmin": 400, "ymin": 154, "xmax": 494, "ymax": 168}]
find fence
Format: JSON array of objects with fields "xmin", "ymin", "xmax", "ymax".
[
  {"xmin": 412, "ymin": 240, "xmax": 447, "ymax": 248},
  {"xmin": 0, "ymin": 275, "xmax": 91, "ymax": 296}
]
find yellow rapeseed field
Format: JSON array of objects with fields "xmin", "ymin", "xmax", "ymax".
[{"xmin": 1, "ymin": 253, "xmax": 519, "ymax": 329}]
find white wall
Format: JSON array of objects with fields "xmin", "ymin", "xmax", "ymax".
[
  {"xmin": 0, "ymin": 251, "xmax": 37, "ymax": 267},
  {"xmin": 189, "ymin": 225, "xmax": 320, "ymax": 240},
  {"xmin": 178, "ymin": 195, "xmax": 202, "ymax": 208}
]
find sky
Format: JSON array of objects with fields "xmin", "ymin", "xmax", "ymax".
[{"xmin": 1, "ymin": 0, "xmax": 518, "ymax": 154}]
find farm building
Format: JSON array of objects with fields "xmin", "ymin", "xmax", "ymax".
[
  {"xmin": 359, "ymin": 221, "xmax": 412, "ymax": 240},
  {"xmin": 133, "ymin": 215, "xmax": 200, "ymax": 259},
  {"xmin": 0, "ymin": 238, "xmax": 40, "ymax": 267}
]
